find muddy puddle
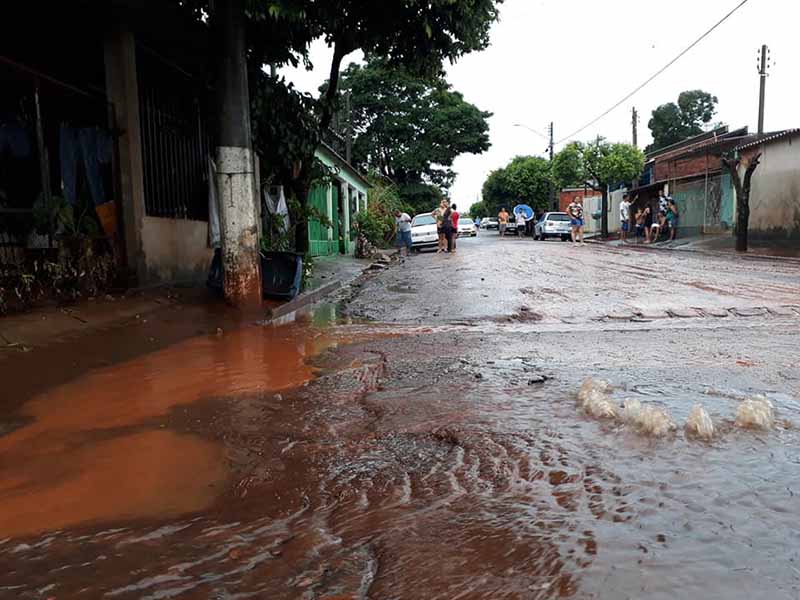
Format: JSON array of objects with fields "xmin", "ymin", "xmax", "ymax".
[{"xmin": 0, "ymin": 316, "xmax": 341, "ymax": 538}]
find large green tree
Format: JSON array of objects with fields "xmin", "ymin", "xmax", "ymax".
[
  {"xmin": 176, "ymin": 0, "xmax": 503, "ymax": 250},
  {"xmin": 333, "ymin": 59, "xmax": 492, "ymax": 213},
  {"xmin": 481, "ymin": 156, "xmax": 552, "ymax": 216},
  {"xmin": 583, "ymin": 139, "xmax": 645, "ymax": 237},
  {"xmin": 648, "ymin": 89, "xmax": 719, "ymax": 152},
  {"xmin": 552, "ymin": 141, "xmax": 585, "ymax": 189}
]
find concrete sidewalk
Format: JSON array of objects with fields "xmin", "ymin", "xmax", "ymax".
[
  {"xmin": 0, "ymin": 291, "xmax": 183, "ymax": 353},
  {"xmin": 0, "ymin": 251, "xmax": 396, "ymax": 353},
  {"xmin": 588, "ymin": 234, "xmax": 800, "ymax": 263},
  {"xmin": 266, "ymin": 251, "xmax": 397, "ymax": 321}
]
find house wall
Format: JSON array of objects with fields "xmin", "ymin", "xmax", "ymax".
[
  {"xmin": 655, "ymin": 153, "xmax": 720, "ymax": 182},
  {"xmin": 559, "ymin": 188, "xmax": 599, "ymax": 213},
  {"xmin": 741, "ymin": 136, "xmax": 800, "ymax": 239},
  {"xmin": 140, "ymin": 216, "xmax": 212, "ymax": 283}
]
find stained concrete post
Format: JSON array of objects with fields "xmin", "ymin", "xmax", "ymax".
[
  {"xmin": 103, "ymin": 26, "xmax": 146, "ymax": 284},
  {"xmin": 215, "ymin": 0, "xmax": 261, "ymax": 307}
]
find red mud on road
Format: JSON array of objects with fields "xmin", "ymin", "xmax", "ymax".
[{"xmin": 0, "ymin": 321, "xmax": 336, "ymax": 538}]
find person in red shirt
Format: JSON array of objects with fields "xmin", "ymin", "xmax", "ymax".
[{"xmin": 450, "ymin": 203, "xmax": 460, "ymax": 252}]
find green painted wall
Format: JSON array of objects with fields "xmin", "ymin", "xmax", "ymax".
[{"xmin": 719, "ymin": 172, "xmax": 735, "ymax": 230}]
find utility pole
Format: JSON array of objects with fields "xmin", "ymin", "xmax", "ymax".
[
  {"xmin": 215, "ymin": 0, "xmax": 261, "ymax": 307},
  {"xmin": 631, "ymin": 107, "xmax": 638, "ymax": 148},
  {"xmin": 757, "ymin": 44, "xmax": 769, "ymax": 135},
  {"xmin": 344, "ymin": 91, "xmax": 353, "ymax": 164},
  {"xmin": 548, "ymin": 121, "xmax": 556, "ymax": 210}
]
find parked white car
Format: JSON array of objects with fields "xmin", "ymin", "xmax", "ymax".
[
  {"xmin": 457, "ymin": 218, "xmax": 477, "ymax": 237},
  {"xmin": 534, "ymin": 212, "xmax": 572, "ymax": 241},
  {"xmin": 410, "ymin": 214, "xmax": 439, "ymax": 251}
]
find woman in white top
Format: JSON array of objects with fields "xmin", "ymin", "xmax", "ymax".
[{"xmin": 515, "ymin": 211, "xmax": 526, "ymax": 237}]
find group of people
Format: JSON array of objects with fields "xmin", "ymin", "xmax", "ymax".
[
  {"xmin": 497, "ymin": 207, "xmax": 528, "ymax": 237},
  {"xmin": 432, "ymin": 199, "xmax": 461, "ymax": 253},
  {"xmin": 620, "ymin": 189, "xmax": 679, "ymax": 244},
  {"xmin": 393, "ymin": 199, "xmax": 462, "ymax": 258}
]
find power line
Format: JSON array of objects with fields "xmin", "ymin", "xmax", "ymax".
[
  {"xmin": 556, "ymin": 0, "xmax": 753, "ymax": 145},
  {"xmin": 513, "ymin": 123, "xmax": 549, "ymax": 141}
]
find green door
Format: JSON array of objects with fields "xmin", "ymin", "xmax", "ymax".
[{"xmin": 308, "ymin": 185, "xmax": 328, "ymax": 256}]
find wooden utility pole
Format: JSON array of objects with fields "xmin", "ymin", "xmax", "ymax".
[
  {"xmin": 345, "ymin": 91, "xmax": 353, "ymax": 163},
  {"xmin": 548, "ymin": 122, "xmax": 556, "ymax": 210},
  {"xmin": 215, "ymin": 0, "xmax": 261, "ymax": 307},
  {"xmin": 631, "ymin": 107, "xmax": 638, "ymax": 148},
  {"xmin": 757, "ymin": 44, "xmax": 769, "ymax": 135}
]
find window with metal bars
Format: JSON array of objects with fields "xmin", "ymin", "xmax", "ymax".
[{"xmin": 137, "ymin": 49, "xmax": 211, "ymax": 221}]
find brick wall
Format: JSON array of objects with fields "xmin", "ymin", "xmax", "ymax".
[
  {"xmin": 654, "ymin": 152, "xmax": 722, "ymax": 182},
  {"xmin": 559, "ymin": 188, "xmax": 600, "ymax": 213}
]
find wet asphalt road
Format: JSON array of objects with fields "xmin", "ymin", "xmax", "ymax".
[
  {"xmin": 346, "ymin": 233, "xmax": 800, "ymax": 324},
  {"xmin": 1, "ymin": 233, "xmax": 799, "ymax": 599}
]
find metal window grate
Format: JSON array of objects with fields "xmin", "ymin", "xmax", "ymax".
[{"xmin": 137, "ymin": 50, "xmax": 211, "ymax": 221}]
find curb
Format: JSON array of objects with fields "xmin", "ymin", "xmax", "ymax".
[
  {"xmin": 586, "ymin": 239, "xmax": 800, "ymax": 264},
  {"xmin": 264, "ymin": 249, "xmax": 400, "ymax": 322},
  {"xmin": 265, "ymin": 280, "xmax": 343, "ymax": 321}
]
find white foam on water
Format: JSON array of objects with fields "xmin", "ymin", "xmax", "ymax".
[
  {"xmin": 578, "ymin": 378, "xmax": 613, "ymax": 403},
  {"xmin": 685, "ymin": 404, "xmax": 715, "ymax": 440},
  {"xmin": 735, "ymin": 397, "xmax": 774, "ymax": 430},
  {"xmin": 620, "ymin": 398, "xmax": 676, "ymax": 437},
  {"xmin": 582, "ymin": 389, "xmax": 618, "ymax": 419}
]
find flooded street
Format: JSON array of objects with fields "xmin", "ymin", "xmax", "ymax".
[{"xmin": 1, "ymin": 236, "xmax": 800, "ymax": 599}]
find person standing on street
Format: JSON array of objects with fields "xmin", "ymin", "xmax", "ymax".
[
  {"xmin": 634, "ymin": 207, "xmax": 646, "ymax": 243},
  {"xmin": 450, "ymin": 203, "xmax": 460, "ymax": 252},
  {"xmin": 667, "ymin": 198, "xmax": 679, "ymax": 241},
  {"xmin": 442, "ymin": 204, "xmax": 455, "ymax": 253},
  {"xmin": 619, "ymin": 193, "xmax": 632, "ymax": 243},
  {"xmin": 394, "ymin": 209, "xmax": 412, "ymax": 258},
  {"xmin": 433, "ymin": 199, "xmax": 448, "ymax": 253},
  {"xmin": 657, "ymin": 189, "xmax": 670, "ymax": 215},
  {"xmin": 498, "ymin": 207, "xmax": 510, "ymax": 237},
  {"xmin": 515, "ymin": 209, "xmax": 526, "ymax": 238},
  {"xmin": 642, "ymin": 206, "xmax": 654, "ymax": 243},
  {"xmin": 567, "ymin": 197, "xmax": 585, "ymax": 245}
]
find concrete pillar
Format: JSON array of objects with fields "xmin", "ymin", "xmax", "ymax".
[
  {"xmin": 215, "ymin": 0, "xmax": 260, "ymax": 307},
  {"xmin": 342, "ymin": 182, "xmax": 351, "ymax": 253},
  {"xmin": 103, "ymin": 26, "xmax": 146, "ymax": 284},
  {"xmin": 326, "ymin": 184, "xmax": 333, "ymax": 242}
]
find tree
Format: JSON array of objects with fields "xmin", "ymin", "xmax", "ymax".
[
  {"xmin": 552, "ymin": 142, "xmax": 586, "ymax": 189},
  {"xmin": 281, "ymin": 0, "xmax": 503, "ymax": 250},
  {"xmin": 481, "ymin": 156, "xmax": 552, "ymax": 216},
  {"xmin": 648, "ymin": 90, "xmax": 719, "ymax": 152},
  {"xmin": 722, "ymin": 153, "xmax": 761, "ymax": 252},
  {"xmin": 558, "ymin": 140, "xmax": 644, "ymax": 237},
  {"xmin": 469, "ymin": 200, "xmax": 489, "ymax": 218},
  {"xmin": 176, "ymin": 0, "xmax": 503, "ymax": 252},
  {"xmin": 333, "ymin": 58, "xmax": 492, "ymax": 213}
]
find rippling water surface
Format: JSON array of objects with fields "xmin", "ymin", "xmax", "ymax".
[{"xmin": 1, "ymin": 318, "xmax": 799, "ymax": 599}]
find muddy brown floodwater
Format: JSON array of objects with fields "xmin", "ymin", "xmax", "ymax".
[
  {"xmin": 0, "ymin": 320, "xmax": 336, "ymax": 538},
  {"xmin": 1, "ymin": 237, "xmax": 799, "ymax": 599}
]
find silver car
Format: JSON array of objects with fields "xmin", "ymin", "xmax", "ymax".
[{"xmin": 534, "ymin": 212, "xmax": 572, "ymax": 241}]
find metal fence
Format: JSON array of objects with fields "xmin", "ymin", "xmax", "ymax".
[{"xmin": 137, "ymin": 49, "xmax": 211, "ymax": 221}]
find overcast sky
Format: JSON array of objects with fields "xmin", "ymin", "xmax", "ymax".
[{"xmin": 283, "ymin": 0, "xmax": 799, "ymax": 210}]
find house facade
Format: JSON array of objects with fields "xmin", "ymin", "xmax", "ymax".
[
  {"xmin": 735, "ymin": 129, "xmax": 800, "ymax": 240},
  {"xmin": 308, "ymin": 143, "xmax": 370, "ymax": 257},
  {"xmin": 635, "ymin": 127, "xmax": 752, "ymax": 237},
  {"xmin": 1, "ymin": 2, "xmax": 217, "ymax": 285}
]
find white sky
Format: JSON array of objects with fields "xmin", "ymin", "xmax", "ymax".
[{"xmin": 282, "ymin": 0, "xmax": 799, "ymax": 209}]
